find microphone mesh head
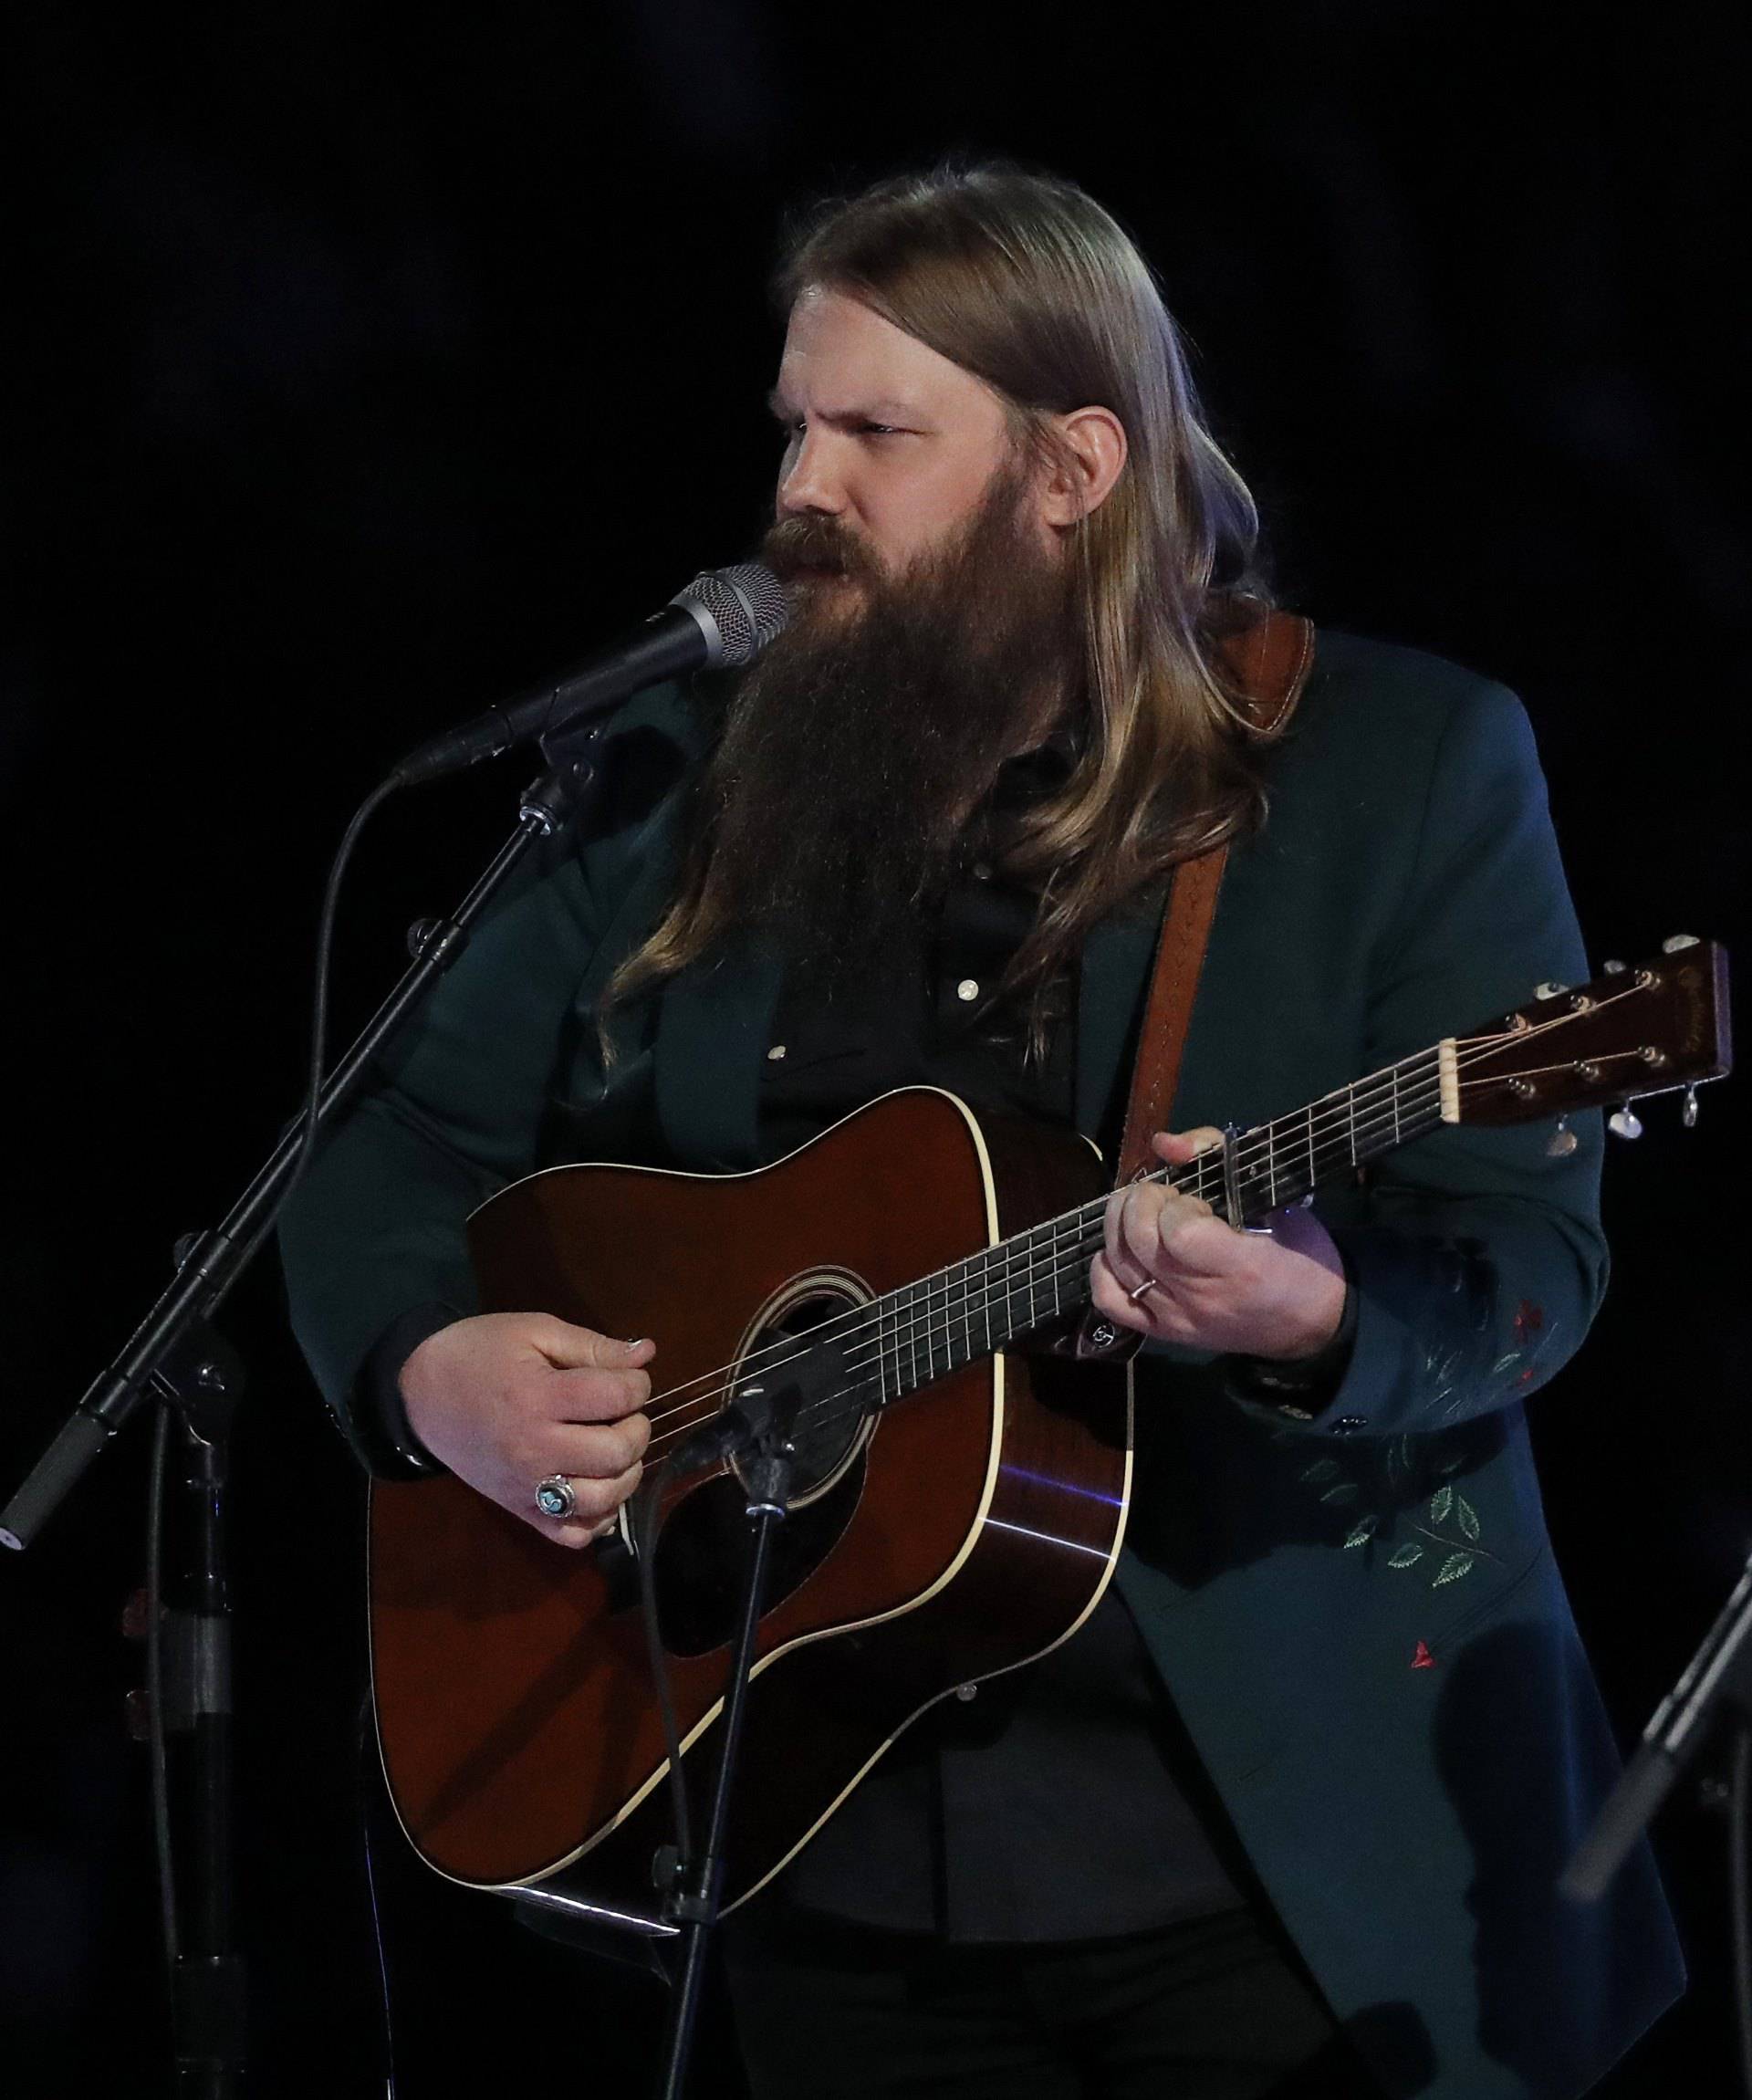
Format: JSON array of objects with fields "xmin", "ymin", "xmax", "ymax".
[{"xmin": 673, "ymin": 563, "xmax": 791, "ymax": 668}]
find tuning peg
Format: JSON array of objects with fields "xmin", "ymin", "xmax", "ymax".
[
  {"xmin": 1662, "ymin": 934, "xmax": 1701, "ymax": 954},
  {"xmin": 1534, "ymin": 981, "xmax": 1570, "ymax": 1000},
  {"xmin": 1684, "ymin": 1085, "xmax": 1700, "ymax": 1129},
  {"xmin": 1602, "ymin": 959, "xmax": 1627, "ymax": 975},
  {"xmin": 1546, "ymin": 1117, "xmax": 1580, "ymax": 1157},
  {"xmin": 1608, "ymin": 1102, "xmax": 1643, "ymax": 1140}
]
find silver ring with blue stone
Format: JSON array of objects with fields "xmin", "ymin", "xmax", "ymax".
[{"xmin": 534, "ymin": 1474, "xmax": 578, "ymax": 1520}]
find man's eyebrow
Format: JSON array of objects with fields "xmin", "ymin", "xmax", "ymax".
[{"xmin": 765, "ymin": 387, "xmax": 920, "ymax": 423}]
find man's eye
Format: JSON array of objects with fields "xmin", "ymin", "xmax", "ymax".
[{"xmin": 860, "ymin": 423, "xmax": 898, "ymax": 438}]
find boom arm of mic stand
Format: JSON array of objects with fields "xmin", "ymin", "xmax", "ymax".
[{"xmin": 0, "ymin": 761, "xmax": 582, "ymax": 1552}]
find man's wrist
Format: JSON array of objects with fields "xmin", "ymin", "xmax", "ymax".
[
  {"xmin": 354, "ymin": 1302, "xmax": 459, "ymax": 1478},
  {"xmin": 1222, "ymin": 1274, "xmax": 1359, "ymax": 1417}
]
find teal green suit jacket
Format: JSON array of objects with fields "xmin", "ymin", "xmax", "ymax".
[{"xmin": 281, "ymin": 632, "xmax": 1683, "ymax": 2098}]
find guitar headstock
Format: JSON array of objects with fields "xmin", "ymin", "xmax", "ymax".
[{"xmin": 1455, "ymin": 936, "xmax": 1731, "ymax": 1130}]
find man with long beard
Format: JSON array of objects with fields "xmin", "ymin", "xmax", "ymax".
[{"xmin": 282, "ymin": 166, "xmax": 1683, "ymax": 2097}]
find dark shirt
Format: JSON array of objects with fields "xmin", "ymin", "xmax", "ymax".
[{"xmin": 747, "ymin": 786, "xmax": 1248, "ymax": 1942}]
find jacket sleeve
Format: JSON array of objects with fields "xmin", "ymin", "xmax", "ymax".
[
  {"xmin": 277, "ymin": 828, "xmax": 606, "ymax": 1477},
  {"xmin": 1240, "ymin": 682, "xmax": 1608, "ymax": 1439}
]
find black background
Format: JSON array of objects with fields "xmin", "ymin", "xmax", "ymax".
[{"xmin": 2, "ymin": 5, "xmax": 1747, "ymax": 2095}]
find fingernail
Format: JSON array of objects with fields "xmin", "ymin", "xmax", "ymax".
[{"xmin": 625, "ymin": 1337, "xmax": 648, "ymax": 1346}]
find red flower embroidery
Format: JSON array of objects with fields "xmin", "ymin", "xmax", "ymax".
[{"xmin": 1411, "ymin": 1640, "xmax": 1435, "ymax": 1670}]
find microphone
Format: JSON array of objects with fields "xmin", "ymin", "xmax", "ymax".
[{"xmin": 389, "ymin": 563, "xmax": 790, "ymax": 789}]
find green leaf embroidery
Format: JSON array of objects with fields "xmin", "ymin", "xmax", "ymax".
[
  {"xmin": 1320, "ymin": 1482, "xmax": 1361, "ymax": 1505},
  {"xmin": 1490, "ymin": 1353, "xmax": 1521, "ymax": 1376},
  {"xmin": 1456, "ymin": 1496, "xmax": 1481, "ymax": 1542},
  {"xmin": 1387, "ymin": 1544, "xmax": 1424, "ymax": 1570},
  {"xmin": 1437, "ymin": 1450, "xmax": 1466, "ymax": 1476},
  {"xmin": 1429, "ymin": 1484, "xmax": 1454, "ymax": 1525},
  {"xmin": 1343, "ymin": 1516, "xmax": 1380, "ymax": 1549},
  {"xmin": 1433, "ymin": 1552, "xmax": 1476, "ymax": 1587},
  {"xmin": 1301, "ymin": 1458, "xmax": 1341, "ymax": 1484}
]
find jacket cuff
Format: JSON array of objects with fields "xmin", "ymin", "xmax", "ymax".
[
  {"xmin": 346, "ymin": 1301, "xmax": 459, "ymax": 1479},
  {"xmin": 1220, "ymin": 1270, "xmax": 1360, "ymax": 1427}
]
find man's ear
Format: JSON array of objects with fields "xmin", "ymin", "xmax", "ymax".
[{"xmin": 1037, "ymin": 406, "xmax": 1128, "ymax": 528}]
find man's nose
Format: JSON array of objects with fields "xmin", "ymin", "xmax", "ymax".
[{"xmin": 777, "ymin": 428, "xmax": 846, "ymax": 518}]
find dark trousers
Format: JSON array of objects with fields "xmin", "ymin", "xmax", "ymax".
[{"xmin": 721, "ymin": 1902, "xmax": 1376, "ymax": 2098}]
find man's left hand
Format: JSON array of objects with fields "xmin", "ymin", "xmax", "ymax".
[{"xmin": 1090, "ymin": 1128, "xmax": 1348, "ymax": 1362}]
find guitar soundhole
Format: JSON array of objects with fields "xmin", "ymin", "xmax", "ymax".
[{"xmin": 651, "ymin": 1277, "xmax": 877, "ymax": 1659}]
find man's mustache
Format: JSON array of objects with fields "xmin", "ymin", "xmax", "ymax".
[{"xmin": 760, "ymin": 514, "xmax": 882, "ymax": 584}]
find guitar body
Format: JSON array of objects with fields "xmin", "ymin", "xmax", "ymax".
[{"xmin": 368, "ymin": 1088, "xmax": 1132, "ymax": 1925}]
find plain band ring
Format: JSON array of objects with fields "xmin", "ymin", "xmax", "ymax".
[
  {"xmin": 535, "ymin": 1474, "xmax": 578, "ymax": 1520},
  {"xmin": 1126, "ymin": 1276, "xmax": 1161, "ymax": 1304}
]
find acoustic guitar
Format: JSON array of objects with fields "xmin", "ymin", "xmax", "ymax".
[{"xmin": 368, "ymin": 938, "xmax": 1728, "ymax": 1937}]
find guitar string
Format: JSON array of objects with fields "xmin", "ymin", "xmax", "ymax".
[
  {"xmin": 639, "ymin": 1075, "xmax": 1448, "ymax": 1462},
  {"xmin": 638, "ymin": 1040, "xmax": 1585, "ymax": 1464},
  {"xmin": 796, "ymin": 1037, "xmax": 1660, "ymax": 1414},
  {"xmin": 640, "ymin": 1012, "xmax": 1663, "ymax": 1468},
  {"xmin": 630, "ymin": 1007, "xmax": 1647, "ymax": 1457},
  {"xmin": 628, "ymin": 987, "xmax": 1644, "ymax": 1446},
  {"xmin": 757, "ymin": 1030, "xmax": 1667, "ymax": 1460},
  {"xmin": 633, "ymin": 1059, "xmax": 1437, "ymax": 1443},
  {"xmin": 629, "ymin": 1006, "xmax": 1578, "ymax": 1434}
]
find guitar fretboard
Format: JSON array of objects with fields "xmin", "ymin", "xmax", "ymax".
[{"xmin": 866, "ymin": 1043, "xmax": 1455, "ymax": 1406}]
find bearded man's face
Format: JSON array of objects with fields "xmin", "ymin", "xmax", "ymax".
[{"xmin": 689, "ymin": 290, "xmax": 1079, "ymax": 981}]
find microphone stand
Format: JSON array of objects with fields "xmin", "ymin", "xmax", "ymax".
[
  {"xmin": 1, "ymin": 732, "xmax": 610, "ymax": 2095},
  {"xmin": 1563, "ymin": 1550, "xmax": 1752, "ymax": 2095},
  {"xmin": 653, "ymin": 1388, "xmax": 800, "ymax": 2100},
  {"xmin": 1563, "ymin": 1547, "xmax": 1752, "ymax": 1902}
]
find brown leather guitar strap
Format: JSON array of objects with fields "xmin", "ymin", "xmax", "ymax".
[{"xmin": 1112, "ymin": 610, "xmax": 1316, "ymax": 1187}]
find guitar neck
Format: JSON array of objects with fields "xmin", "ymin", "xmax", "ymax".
[{"xmin": 871, "ymin": 1042, "xmax": 1457, "ymax": 1404}]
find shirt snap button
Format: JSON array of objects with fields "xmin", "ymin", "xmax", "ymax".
[
  {"xmin": 954, "ymin": 1682, "xmax": 978, "ymax": 1702},
  {"xmin": 766, "ymin": 1043, "xmax": 787, "ymax": 1060},
  {"xmin": 955, "ymin": 979, "xmax": 980, "ymax": 1003}
]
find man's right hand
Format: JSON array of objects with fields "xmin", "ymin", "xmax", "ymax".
[{"xmin": 399, "ymin": 1312, "xmax": 654, "ymax": 1549}]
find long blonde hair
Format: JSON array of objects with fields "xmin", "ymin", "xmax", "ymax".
[{"xmin": 610, "ymin": 162, "xmax": 1280, "ymax": 1021}]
